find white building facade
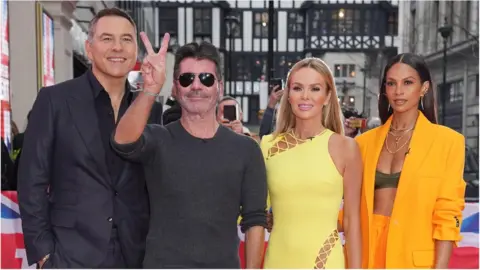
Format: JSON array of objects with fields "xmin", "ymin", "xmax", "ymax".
[
  {"xmin": 397, "ymin": 0, "xmax": 479, "ymax": 148},
  {"xmin": 151, "ymin": 0, "xmax": 400, "ymax": 126},
  {"xmin": 4, "ymin": 0, "xmax": 121, "ymax": 134}
]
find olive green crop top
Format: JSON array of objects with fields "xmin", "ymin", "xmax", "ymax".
[{"xmin": 374, "ymin": 171, "xmax": 401, "ymax": 189}]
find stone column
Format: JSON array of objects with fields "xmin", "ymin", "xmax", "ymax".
[
  {"xmin": 40, "ymin": 0, "xmax": 76, "ymax": 84},
  {"xmin": 9, "ymin": 1, "xmax": 77, "ymax": 130},
  {"xmin": 9, "ymin": 1, "xmax": 38, "ymax": 130}
]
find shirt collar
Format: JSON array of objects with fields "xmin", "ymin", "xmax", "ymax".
[{"xmin": 86, "ymin": 69, "xmax": 133, "ymax": 102}]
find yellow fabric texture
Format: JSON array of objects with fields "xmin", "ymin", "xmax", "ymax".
[{"xmin": 260, "ymin": 130, "xmax": 345, "ymax": 269}]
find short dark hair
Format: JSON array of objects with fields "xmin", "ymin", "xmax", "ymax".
[
  {"xmin": 173, "ymin": 42, "xmax": 222, "ymax": 81},
  {"xmin": 88, "ymin": 8, "xmax": 136, "ymax": 41},
  {"xmin": 378, "ymin": 53, "xmax": 437, "ymax": 124}
]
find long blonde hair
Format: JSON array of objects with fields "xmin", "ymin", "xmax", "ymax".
[{"xmin": 273, "ymin": 57, "xmax": 344, "ymax": 138}]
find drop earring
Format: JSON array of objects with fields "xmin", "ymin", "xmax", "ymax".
[
  {"xmin": 388, "ymin": 103, "xmax": 391, "ymax": 112},
  {"xmin": 420, "ymin": 96, "xmax": 424, "ymax": 110}
]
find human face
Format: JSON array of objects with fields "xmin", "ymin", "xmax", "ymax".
[
  {"xmin": 85, "ymin": 16, "xmax": 137, "ymax": 79},
  {"xmin": 216, "ymin": 99, "xmax": 243, "ymax": 122},
  {"xmin": 385, "ymin": 62, "xmax": 429, "ymax": 114},
  {"xmin": 174, "ymin": 58, "xmax": 222, "ymax": 115},
  {"xmin": 288, "ymin": 67, "xmax": 331, "ymax": 121}
]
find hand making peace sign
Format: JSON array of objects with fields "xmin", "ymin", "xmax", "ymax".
[{"xmin": 140, "ymin": 32, "xmax": 170, "ymax": 94}]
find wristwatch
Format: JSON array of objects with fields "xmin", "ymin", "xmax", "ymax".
[{"xmin": 38, "ymin": 254, "xmax": 50, "ymax": 269}]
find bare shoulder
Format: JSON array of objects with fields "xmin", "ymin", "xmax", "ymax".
[
  {"xmin": 329, "ymin": 133, "xmax": 360, "ymax": 157},
  {"xmin": 328, "ymin": 133, "xmax": 361, "ymax": 175}
]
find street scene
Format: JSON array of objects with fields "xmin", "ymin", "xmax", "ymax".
[{"xmin": 1, "ymin": 0, "xmax": 479, "ymax": 269}]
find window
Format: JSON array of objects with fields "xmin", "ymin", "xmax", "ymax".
[
  {"xmin": 194, "ymin": 8, "xmax": 212, "ymax": 36},
  {"xmin": 287, "ymin": 12, "xmax": 304, "ymax": 38},
  {"xmin": 311, "ymin": 10, "xmax": 328, "ymax": 35},
  {"xmin": 476, "ymin": 74, "xmax": 479, "ymax": 97},
  {"xmin": 252, "ymin": 55, "xmax": 267, "ymax": 81},
  {"xmin": 387, "ymin": 11, "xmax": 398, "ymax": 35},
  {"xmin": 465, "ymin": 1, "xmax": 471, "ymax": 39},
  {"xmin": 275, "ymin": 54, "xmax": 303, "ymax": 79},
  {"xmin": 158, "ymin": 8, "xmax": 177, "ymax": 35},
  {"xmin": 158, "ymin": 7, "xmax": 178, "ymax": 48},
  {"xmin": 253, "ymin": 11, "xmax": 276, "ymax": 38},
  {"xmin": 226, "ymin": 12, "xmax": 242, "ymax": 38},
  {"xmin": 328, "ymin": 9, "xmax": 361, "ymax": 35},
  {"xmin": 467, "ymin": 74, "xmax": 478, "ymax": 102},
  {"xmin": 349, "ymin": 64, "xmax": 356, "ymax": 77},
  {"xmin": 362, "ymin": 9, "xmax": 380, "ymax": 35},
  {"xmin": 231, "ymin": 54, "xmax": 251, "ymax": 81},
  {"xmin": 448, "ymin": 81, "xmax": 463, "ymax": 103},
  {"xmin": 334, "ymin": 64, "xmax": 356, "ymax": 77}
]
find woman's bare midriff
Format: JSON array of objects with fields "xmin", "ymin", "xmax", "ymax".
[{"xmin": 373, "ymin": 188, "xmax": 398, "ymax": 217}]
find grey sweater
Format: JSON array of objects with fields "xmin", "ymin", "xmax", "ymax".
[{"xmin": 111, "ymin": 121, "xmax": 267, "ymax": 268}]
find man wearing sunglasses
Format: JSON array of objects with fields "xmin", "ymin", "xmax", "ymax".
[{"xmin": 111, "ymin": 34, "xmax": 267, "ymax": 268}]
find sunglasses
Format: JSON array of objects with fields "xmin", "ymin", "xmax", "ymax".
[{"xmin": 177, "ymin": 73, "xmax": 216, "ymax": 87}]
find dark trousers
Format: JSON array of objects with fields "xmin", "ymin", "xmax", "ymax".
[
  {"xmin": 38, "ymin": 228, "xmax": 126, "ymax": 269},
  {"xmin": 100, "ymin": 227, "xmax": 126, "ymax": 268}
]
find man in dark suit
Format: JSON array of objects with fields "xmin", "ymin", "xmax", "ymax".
[{"xmin": 17, "ymin": 8, "xmax": 162, "ymax": 268}]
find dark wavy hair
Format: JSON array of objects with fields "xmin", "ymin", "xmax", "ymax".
[{"xmin": 378, "ymin": 53, "xmax": 438, "ymax": 124}]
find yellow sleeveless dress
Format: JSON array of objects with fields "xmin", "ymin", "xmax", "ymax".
[{"xmin": 261, "ymin": 129, "xmax": 344, "ymax": 269}]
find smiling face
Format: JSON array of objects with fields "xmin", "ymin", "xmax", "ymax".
[
  {"xmin": 288, "ymin": 67, "xmax": 331, "ymax": 122},
  {"xmin": 173, "ymin": 57, "xmax": 222, "ymax": 115},
  {"xmin": 385, "ymin": 62, "xmax": 429, "ymax": 114},
  {"xmin": 85, "ymin": 15, "xmax": 137, "ymax": 79}
]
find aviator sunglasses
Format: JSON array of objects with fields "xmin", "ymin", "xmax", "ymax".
[{"xmin": 177, "ymin": 73, "xmax": 216, "ymax": 87}]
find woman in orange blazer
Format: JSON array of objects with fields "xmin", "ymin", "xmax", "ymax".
[{"xmin": 355, "ymin": 53, "xmax": 466, "ymax": 268}]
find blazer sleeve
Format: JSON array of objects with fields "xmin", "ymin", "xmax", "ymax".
[
  {"xmin": 17, "ymin": 88, "xmax": 55, "ymax": 265},
  {"xmin": 432, "ymin": 134, "xmax": 466, "ymax": 244}
]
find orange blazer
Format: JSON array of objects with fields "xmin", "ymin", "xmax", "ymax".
[{"xmin": 355, "ymin": 111, "xmax": 466, "ymax": 268}]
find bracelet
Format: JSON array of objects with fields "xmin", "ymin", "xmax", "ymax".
[
  {"xmin": 130, "ymin": 87, "xmax": 160, "ymax": 97},
  {"xmin": 141, "ymin": 90, "xmax": 160, "ymax": 97}
]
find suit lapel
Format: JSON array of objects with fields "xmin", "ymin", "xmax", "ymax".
[{"xmin": 67, "ymin": 74, "xmax": 112, "ymax": 185}]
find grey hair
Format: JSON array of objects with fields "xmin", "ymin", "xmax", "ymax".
[{"xmin": 173, "ymin": 42, "xmax": 223, "ymax": 81}]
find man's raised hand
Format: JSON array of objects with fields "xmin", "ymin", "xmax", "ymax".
[{"xmin": 140, "ymin": 32, "xmax": 170, "ymax": 94}]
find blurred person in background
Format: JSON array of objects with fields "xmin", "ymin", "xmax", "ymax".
[
  {"xmin": 343, "ymin": 108, "xmax": 363, "ymax": 138},
  {"xmin": 162, "ymin": 96, "xmax": 182, "ymax": 125},
  {"xmin": 12, "ymin": 111, "xmax": 30, "ymax": 160},
  {"xmin": 216, "ymin": 96, "xmax": 252, "ymax": 136},
  {"xmin": 12, "ymin": 111, "xmax": 32, "ymax": 189},
  {"xmin": 1, "ymin": 137, "xmax": 14, "ymax": 190},
  {"xmin": 259, "ymin": 85, "xmax": 284, "ymax": 138},
  {"xmin": 364, "ymin": 116, "xmax": 381, "ymax": 132},
  {"xmin": 355, "ymin": 53, "xmax": 466, "ymax": 268},
  {"xmin": 18, "ymin": 8, "xmax": 162, "ymax": 268},
  {"xmin": 261, "ymin": 58, "xmax": 362, "ymax": 269}
]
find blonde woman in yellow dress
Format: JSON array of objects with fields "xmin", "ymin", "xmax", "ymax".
[{"xmin": 261, "ymin": 58, "xmax": 362, "ymax": 269}]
